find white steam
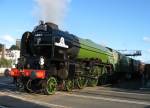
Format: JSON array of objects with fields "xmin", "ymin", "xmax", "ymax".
[{"xmin": 33, "ymin": 0, "xmax": 71, "ymax": 24}]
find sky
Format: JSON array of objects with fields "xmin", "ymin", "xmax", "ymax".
[{"xmin": 0, "ymin": 0, "xmax": 150, "ymax": 62}]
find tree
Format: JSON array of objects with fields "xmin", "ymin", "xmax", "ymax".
[
  {"xmin": 0, "ymin": 43, "xmax": 3, "ymax": 52},
  {"xmin": 0, "ymin": 58, "xmax": 12, "ymax": 68},
  {"xmin": 9, "ymin": 45, "xmax": 20, "ymax": 50}
]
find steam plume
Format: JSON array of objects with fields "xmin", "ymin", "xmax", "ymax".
[{"xmin": 33, "ymin": 0, "xmax": 71, "ymax": 24}]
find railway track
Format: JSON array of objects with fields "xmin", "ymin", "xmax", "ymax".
[
  {"xmin": 69, "ymin": 87, "xmax": 150, "ymax": 103},
  {"xmin": 0, "ymin": 76, "xmax": 150, "ymax": 108}
]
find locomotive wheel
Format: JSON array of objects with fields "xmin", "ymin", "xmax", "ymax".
[
  {"xmin": 26, "ymin": 79, "xmax": 33, "ymax": 93},
  {"xmin": 76, "ymin": 77, "xmax": 87, "ymax": 89},
  {"xmin": 88, "ymin": 78, "xmax": 98, "ymax": 87},
  {"xmin": 88, "ymin": 66, "xmax": 100, "ymax": 87},
  {"xmin": 99, "ymin": 74, "xmax": 107, "ymax": 85},
  {"xmin": 43, "ymin": 77, "xmax": 57, "ymax": 95},
  {"xmin": 65, "ymin": 80, "xmax": 74, "ymax": 92},
  {"xmin": 99, "ymin": 67, "xmax": 108, "ymax": 85},
  {"xmin": 15, "ymin": 78, "xmax": 24, "ymax": 91}
]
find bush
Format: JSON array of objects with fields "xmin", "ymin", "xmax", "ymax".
[
  {"xmin": 9, "ymin": 45, "xmax": 20, "ymax": 50},
  {"xmin": 0, "ymin": 58, "xmax": 12, "ymax": 68}
]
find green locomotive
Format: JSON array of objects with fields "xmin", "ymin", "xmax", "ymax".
[{"xmin": 9, "ymin": 21, "xmax": 140, "ymax": 94}]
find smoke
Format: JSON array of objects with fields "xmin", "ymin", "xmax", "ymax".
[{"xmin": 33, "ymin": 0, "xmax": 71, "ymax": 24}]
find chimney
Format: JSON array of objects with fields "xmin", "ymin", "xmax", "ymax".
[
  {"xmin": 45, "ymin": 22, "xmax": 59, "ymax": 30},
  {"xmin": 1, "ymin": 44, "xmax": 5, "ymax": 59}
]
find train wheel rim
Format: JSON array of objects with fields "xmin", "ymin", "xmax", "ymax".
[
  {"xmin": 76, "ymin": 77, "xmax": 87, "ymax": 89},
  {"xmin": 26, "ymin": 79, "xmax": 33, "ymax": 93},
  {"xmin": 46, "ymin": 77, "xmax": 57, "ymax": 95},
  {"xmin": 88, "ymin": 78, "xmax": 98, "ymax": 87},
  {"xmin": 65, "ymin": 80, "xmax": 74, "ymax": 91},
  {"xmin": 15, "ymin": 78, "xmax": 24, "ymax": 91},
  {"xmin": 87, "ymin": 66, "xmax": 100, "ymax": 87},
  {"xmin": 101, "ymin": 74, "xmax": 107, "ymax": 85},
  {"xmin": 93, "ymin": 66, "xmax": 101, "ymax": 76},
  {"xmin": 100, "ymin": 67, "xmax": 108, "ymax": 85}
]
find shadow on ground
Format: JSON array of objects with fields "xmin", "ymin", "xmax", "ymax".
[
  {"xmin": 0, "ymin": 75, "xmax": 17, "ymax": 92},
  {"xmin": 103, "ymin": 79, "xmax": 150, "ymax": 94},
  {"xmin": 0, "ymin": 96, "xmax": 49, "ymax": 108},
  {"xmin": 111, "ymin": 79, "xmax": 142, "ymax": 90}
]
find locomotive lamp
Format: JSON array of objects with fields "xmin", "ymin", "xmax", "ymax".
[{"xmin": 39, "ymin": 56, "xmax": 45, "ymax": 67}]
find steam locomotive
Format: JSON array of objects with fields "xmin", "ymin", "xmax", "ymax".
[{"xmin": 9, "ymin": 21, "xmax": 144, "ymax": 94}]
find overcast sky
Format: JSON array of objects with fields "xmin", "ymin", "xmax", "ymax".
[{"xmin": 0, "ymin": 0, "xmax": 149, "ymax": 62}]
